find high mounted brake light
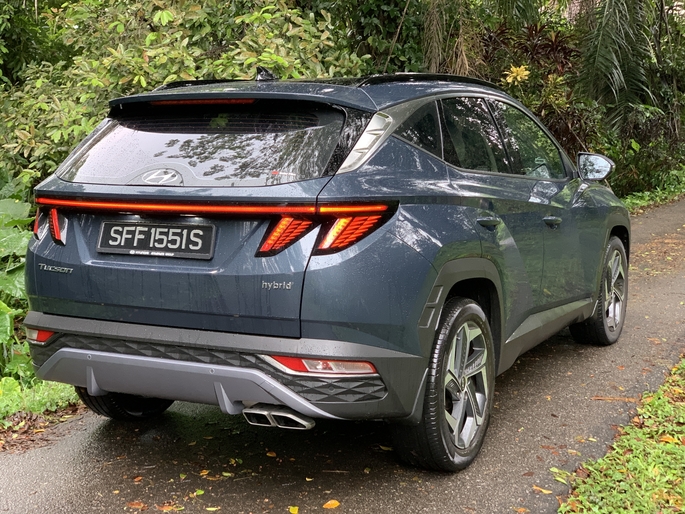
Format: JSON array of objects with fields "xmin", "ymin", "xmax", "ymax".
[
  {"xmin": 34, "ymin": 198, "xmax": 393, "ymax": 255},
  {"xmin": 149, "ymin": 98, "xmax": 256, "ymax": 106}
]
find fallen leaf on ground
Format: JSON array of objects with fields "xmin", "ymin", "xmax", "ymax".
[
  {"xmin": 378, "ymin": 445, "xmax": 393, "ymax": 451},
  {"xmin": 532, "ymin": 485, "xmax": 552, "ymax": 494},
  {"xmin": 127, "ymin": 501, "xmax": 147, "ymax": 509},
  {"xmin": 323, "ymin": 500, "xmax": 340, "ymax": 509},
  {"xmin": 289, "ymin": 507, "xmax": 299, "ymax": 514},
  {"xmin": 133, "ymin": 476, "xmax": 143, "ymax": 483},
  {"xmin": 590, "ymin": 396, "xmax": 638, "ymax": 402},
  {"xmin": 659, "ymin": 435, "xmax": 679, "ymax": 444},
  {"xmin": 266, "ymin": 451, "xmax": 277, "ymax": 457}
]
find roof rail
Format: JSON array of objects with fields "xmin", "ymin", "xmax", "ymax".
[{"xmin": 356, "ymin": 73, "xmax": 501, "ymax": 91}]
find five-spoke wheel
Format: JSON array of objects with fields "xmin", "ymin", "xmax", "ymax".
[
  {"xmin": 392, "ymin": 298, "xmax": 495, "ymax": 471},
  {"xmin": 570, "ymin": 236, "xmax": 628, "ymax": 346}
]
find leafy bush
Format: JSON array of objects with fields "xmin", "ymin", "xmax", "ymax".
[
  {"xmin": 0, "ymin": 377, "xmax": 78, "ymax": 424},
  {"xmin": 0, "ymin": 0, "xmax": 372, "ymax": 200}
]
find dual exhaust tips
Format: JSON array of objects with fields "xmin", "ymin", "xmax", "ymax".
[{"xmin": 243, "ymin": 404, "xmax": 315, "ymax": 430}]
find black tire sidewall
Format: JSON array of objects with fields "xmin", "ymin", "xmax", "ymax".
[
  {"xmin": 426, "ymin": 298, "xmax": 496, "ymax": 470},
  {"xmin": 597, "ymin": 236, "xmax": 628, "ymax": 345}
]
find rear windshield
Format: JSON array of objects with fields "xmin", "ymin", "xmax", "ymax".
[{"xmin": 56, "ymin": 100, "xmax": 345, "ymax": 187}]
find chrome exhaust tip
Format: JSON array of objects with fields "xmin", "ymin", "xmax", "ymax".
[{"xmin": 242, "ymin": 404, "xmax": 315, "ymax": 430}]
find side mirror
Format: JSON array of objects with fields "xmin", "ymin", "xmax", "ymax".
[{"xmin": 577, "ymin": 153, "xmax": 615, "ymax": 181}]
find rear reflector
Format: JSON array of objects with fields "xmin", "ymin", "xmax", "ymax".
[
  {"xmin": 269, "ymin": 355, "xmax": 377, "ymax": 375},
  {"xmin": 25, "ymin": 328, "xmax": 55, "ymax": 345}
]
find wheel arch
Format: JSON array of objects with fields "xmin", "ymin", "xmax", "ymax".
[
  {"xmin": 609, "ymin": 224, "xmax": 630, "ymax": 262},
  {"xmin": 418, "ymin": 258, "xmax": 504, "ymax": 373}
]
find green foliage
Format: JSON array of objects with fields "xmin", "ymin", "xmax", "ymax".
[
  {"xmin": 0, "ymin": 0, "xmax": 371, "ymax": 200},
  {"xmin": 0, "ymin": 0, "xmax": 71, "ymax": 85},
  {"xmin": 0, "ymin": 377, "xmax": 78, "ymax": 424},
  {"xmin": 620, "ymin": 167, "xmax": 685, "ymax": 212},
  {"xmin": 559, "ymin": 359, "xmax": 685, "ymax": 513},
  {"xmin": 299, "ymin": 0, "xmax": 425, "ymax": 73}
]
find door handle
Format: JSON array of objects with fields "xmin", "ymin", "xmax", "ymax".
[
  {"xmin": 543, "ymin": 216, "xmax": 562, "ymax": 228},
  {"xmin": 477, "ymin": 216, "xmax": 501, "ymax": 230}
]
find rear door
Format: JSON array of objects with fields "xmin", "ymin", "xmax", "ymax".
[{"xmin": 440, "ymin": 96, "xmax": 546, "ymax": 335}]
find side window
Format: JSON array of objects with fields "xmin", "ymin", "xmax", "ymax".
[
  {"xmin": 489, "ymin": 101, "xmax": 566, "ymax": 180},
  {"xmin": 394, "ymin": 101, "xmax": 442, "ymax": 158},
  {"xmin": 440, "ymin": 97, "xmax": 509, "ymax": 173}
]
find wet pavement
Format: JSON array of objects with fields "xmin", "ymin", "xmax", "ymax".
[{"xmin": 2, "ymin": 200, "xmax": 685, "ymax": 514}]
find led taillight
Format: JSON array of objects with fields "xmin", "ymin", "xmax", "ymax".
[
  {"xmin": 34, "ymin": 197, "xmax": 393, "ymax": 256},
  {"xmin": 317, "ymin": 215, "xmax": 383, "ymax": 252},
  {"xmin": 25, "ymin": 328, "xmax": 55, "ymax": 345},
  {"xmin": 33, "ymin": 211, "xmax": 41, "ymax": 236},
  {"xmin": 269, "ymin": 355, "xmax": 377, "ymax": 375},
  {"xmin": 258, "ymin": 217, "xmax": 314, "ymax": 255},
  {"xmin": 47, "ymin": 208, "xmax": 66, "ymax": 244}
]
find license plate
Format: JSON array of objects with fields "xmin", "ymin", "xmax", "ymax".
[{"xmin": 97, "ymin": 222, "xmax": 215, "ymax": 260}]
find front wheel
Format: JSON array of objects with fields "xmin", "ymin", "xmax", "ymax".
[
  {"xmin": 76, "ymin": 387, "xmax": 174, "ymax": 421},
  {"xmin": 392, "ymin": 298, "xmax": 495, "ymax": 471},
  {"xmin": 570, "ymin": 236, "xmax": 628, "ymax": 346}
]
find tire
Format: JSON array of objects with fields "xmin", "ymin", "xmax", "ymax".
[
  {"xmin": 570, "ymin": 236, "xmax": 628, "ymax": 346},
  {"xmin": 75, "ymin": 387, "xmax": 174, "ymax": 421},
  {"xmin": 391, "ymin": 298, "xmax": 496, "ymax": 472}
]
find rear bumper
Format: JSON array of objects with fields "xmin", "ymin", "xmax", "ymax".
[{"xmin": 25, "ymin": 312, "xmax": 427, "ymax": 420}]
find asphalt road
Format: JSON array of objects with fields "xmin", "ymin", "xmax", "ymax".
[{"xmin": 2, "ymin": 200, "xmax": 685, "ymax": 514}]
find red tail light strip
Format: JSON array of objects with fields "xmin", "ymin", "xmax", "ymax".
[
  {"xmin": 35, "ymin": 198, "xmax": 316, "ymax": 215},
  {"xmin": 35, "ymin": 197, "xmax": 392, "ymax": 255}
]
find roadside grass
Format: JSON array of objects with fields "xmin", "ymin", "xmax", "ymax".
[
  {"xmin": 0, "ymin": 377, "xmax": 78, "ymax": 428},
  {"xmin": 620, "ymin": 168, "xmax": 685, "ymax": 213},
  {"xmin": 558, "ymin": 357, "xmax": 685, "ymax": 513}
]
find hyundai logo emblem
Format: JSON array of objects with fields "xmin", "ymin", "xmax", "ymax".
[{"xmin": 141, "ymin": 169, "xmax": 183, "ymax": 185}]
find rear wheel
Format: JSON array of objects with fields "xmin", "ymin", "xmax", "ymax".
[
  {"xmin": 392, "ymin": 298, "xmax": 495, "ymax": 471},
  {"xmin": 570, "ymin": 236, "xmax": 628, "ymax": 346},
  {"xmin": 76, "ymin": 387, "xmax": 174, "ymax": 421}
]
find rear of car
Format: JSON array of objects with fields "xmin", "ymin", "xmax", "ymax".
[
  {"xmin": 24, "ymin": 81, "xmax": 432, "ymax": 427},
  {"xmin": 25, "ymin": 75, "xmax": 630, "ymax": 472}
]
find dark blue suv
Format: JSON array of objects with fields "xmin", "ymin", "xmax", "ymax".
[{"xmin": 24, "ymin": 74, "xmax": 629, "ymax": 471}]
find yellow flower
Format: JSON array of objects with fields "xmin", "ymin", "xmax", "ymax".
[{"xmin": 504, "ymin": 65, "xmax": 530, "ymax": 85}]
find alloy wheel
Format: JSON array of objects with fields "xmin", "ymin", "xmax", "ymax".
[{"xmin": 443, "ymin": 320, "xmax": 490, "ymax": 449}]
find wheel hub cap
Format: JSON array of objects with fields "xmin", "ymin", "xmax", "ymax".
[
  {"xmin": 444, "ymin": 320, "xmax": 489, "ymax": 449},
  {"xmin": 604, "ymin": 249, "xmax": 626, "ymax": 332}
]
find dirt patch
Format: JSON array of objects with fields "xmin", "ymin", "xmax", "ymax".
[
  {"xmin": 0, "ymin": 403, "xmax": 87, "ymax": 453},
  {"xmin": 629, "ymin": 230, "xmax": 685, "ymax": 278}
]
